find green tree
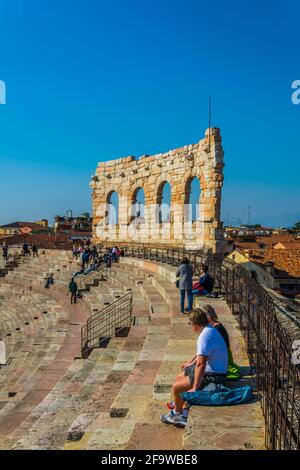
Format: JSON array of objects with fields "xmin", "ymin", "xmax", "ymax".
[{"xmin": 293, "ymin": 221, "xmax": 300, "ymax": 231}]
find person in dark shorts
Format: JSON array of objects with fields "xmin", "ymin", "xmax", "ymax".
[
  {"xmin": 69, "ymin": 278, "xmax": 78, "ymax": 304},
  {"xmin": 23, "ymin": 242, "xmax": 30, "ymax": 257},
  {"xmin": 160, "ymin": 308, "xmax": 228, "ymax": 427},
  {"xmin": 2, "ymin": 244, "xmax": 8, "ymax": 261},
  {"xmin": 32, "ymin": 244, "xmax": 38, "ymax": 258}
]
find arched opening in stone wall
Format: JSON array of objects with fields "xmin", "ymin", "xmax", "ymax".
[
  {"xmin": 131, "ymin": 187, "xmax": 145, "ymax": 221},
  {"xmin": 157, "ymin": 181, "xmax": 171, "ymax": 223},
  {"xmin": 107, "ymin": 191, "xmax": 119, "ymax": 225},
  {"xmin": 185, "ymin": 176, "xmax": 201, "ymax": 222}
]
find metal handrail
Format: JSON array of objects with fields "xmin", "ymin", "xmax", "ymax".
[{"xmin": 81, "ymin": 292, "xmax": 132, "ymax": 358}]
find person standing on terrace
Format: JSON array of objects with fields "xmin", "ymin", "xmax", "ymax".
[
  {"xmin": 23, "ymin": 242, "xmax": 30, "ymax": 257},
  {"xmin": 32, "ymin": 244, "xmax": 38, "ymax": 258},
  {"xmin": 2, "ymin": 243, "xmax": 8, "ymax": 261},
  {"xmin": 176, "ymin": 257, "xmax": 193, "ymax": 314},
  {"xmin": 69, "ymin": 277, "xmax": 78, "ymax": 304}
]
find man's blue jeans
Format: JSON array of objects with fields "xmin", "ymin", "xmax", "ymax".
[{"xmin": 180, "ymin": 289, "xmax": 193, "ymax": 313}]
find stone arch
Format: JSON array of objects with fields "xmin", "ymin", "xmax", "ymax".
[
  {"xmin": 184, "ymin": 175, "xmax": 201, "ymax": 222},
  {"xmin": 106, "ymin": 190, "xmax": 119, "ymax": 225},
  {"xmin": 156, "ymin": 180, "xmax": 172, "ymax": 223},
  {"xmin": 131, "ymin": 187, "xmax": 146, "ymax": 221}
]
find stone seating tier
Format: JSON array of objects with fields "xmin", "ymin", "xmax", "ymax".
[{"xmin": 0, "ymin": 251, "xmax": 265, "ymax": 450}]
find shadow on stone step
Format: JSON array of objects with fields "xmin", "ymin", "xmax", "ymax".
[{"xmin": 226, "ymin": 366, "xmax": 260, "ymax": 402}]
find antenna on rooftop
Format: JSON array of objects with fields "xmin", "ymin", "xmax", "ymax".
[
  {"xmin": 248, "ymin": 205, "xmax": 251, "ymax": 226},
  {"xmin": 226, "ymin": 212, "xmax": 230, "ymax": 227},
  {"xmin": 208, "ymin": 97, "xmax": 212, "ymax": 152}
]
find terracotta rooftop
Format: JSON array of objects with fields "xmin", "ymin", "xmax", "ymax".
[
  {"xmin": 234, "ymin": 234, "xmax": 298, "ymax": 251},
  {"xmin": 0, "ymin": 233, "xmax": 73, "ymax": 249},
  {"xmin": 274, "ymin": 242, "xmax": 300, "ymax": 250},
  {"xmin": 234, "ymin": 241, "xmax": 260, "ymax": 250},
  {"xmin": 0, "ymin": 221, "xmax": 47, "ymax": 229},
  {"xmin": 248, "ymin": 249, "xmax": 300, "ymax": 278}
]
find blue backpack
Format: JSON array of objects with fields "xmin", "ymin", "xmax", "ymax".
[{"xmin": 181, "ymin": 385, "xmax": 252, "ymax": 406}]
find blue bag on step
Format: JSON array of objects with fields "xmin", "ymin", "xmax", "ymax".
[{"xmin": 181, "ymin": 385, "xmax": 252, "ymax": 406}]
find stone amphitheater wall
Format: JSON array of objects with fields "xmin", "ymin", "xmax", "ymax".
[{"xmin": 91, "ymin": 127, "xmax": 226, "ymax": 254}]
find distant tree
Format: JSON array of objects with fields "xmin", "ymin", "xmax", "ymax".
[
  {"xmin": 254, "ymin": 224, "xmax": 262, "ymax": 229},
  {"xmin": 293, "ymin": 221, "xmax": 300, "ymax": 231}
]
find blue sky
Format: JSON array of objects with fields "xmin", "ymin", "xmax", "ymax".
[{"xmin": 0, "ymin": 0, "xmax": 299, "ymax": 227}]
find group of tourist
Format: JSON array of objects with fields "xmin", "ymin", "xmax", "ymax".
[
  {"xmin": 68, "ymin": 245, "xmax": 124, "ymax": 304},
  {"xmin": 2, "ymin": 241, "xmax": 39, "ymax": 263},
  {"xmin": 72, "ymin": 244, "xmax": 123, "ymax": 268},
  {"xmin": 161, "ymin": 304, "xmax": 234, "ymax": 427},
  {"xmin": 158, "ymin": 257, "xmax": 236, "ymax": 426},
  {"xmin": 102, "ymin": 246, "xmax": 123, "ymax": 266},
  {"xmin": 22, "ymin": 242, "xmax": 38, "ymax": 257},
  {"xmin": 17, "ymin": 241, "xmax": 239, "ymax": 430},
  {"xmin": 72, "ymin": 244, "xmax": 97, "ymax": 267},
  {"xmin": 176, "ymin": 259, "xmax": 214, "ymax": 315},
  {"xmin": 37, "ymin": 244, "xmax": 239, "ymax": 427}
]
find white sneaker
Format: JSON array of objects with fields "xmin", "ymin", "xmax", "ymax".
[{"xmin": 160, "ymin": 410, "xmax": 187, "ymax": 427}]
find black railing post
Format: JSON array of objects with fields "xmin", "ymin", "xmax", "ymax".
[
  {"xmin": 225, "ymin": 267, "xmax": 229, "ymax": 304},
  {"xmin": 231, "ymin": 267, "xmax": 235, "ymax": 313}
]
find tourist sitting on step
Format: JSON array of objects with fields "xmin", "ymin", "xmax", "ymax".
[
  {"xmin": 176, "ymin": 257, "xmax": 194, "ymax": 315},
  {"xmin": 69, "ymin": 277, "xmax": 78, "ymax": 304},
  {"xmin": 72, "ymin": 268, "xmax": 85, "ymax": 278},
  {"xmin": 44, "ymin": 273, "xmax": 54, "ymax": 288},
  {"xmin": 202, "ymin": 304, "xmax": 229, "ymax": 347},
  {"xmin": 160, "ymin": 308, "xmax": 228, "ymax": 427},
  {"xmin": 192, "ymin": 264, "xmax": 214, "ymax": 297},
  {"xmin": 83, "ymin": 258, "xmax": 101, "ymax": 275},
  {"xmin": 102, "ymin": 251, "xmax": 112, "ymax": 268},
  {"xmin": 202, "ymin": 304, "xmax": 240, "ymax": 380}
]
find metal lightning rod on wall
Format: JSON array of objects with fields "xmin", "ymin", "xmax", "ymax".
[{"xmin": 208, "ymin": 97, "xmax": 212, "ymax": 152}]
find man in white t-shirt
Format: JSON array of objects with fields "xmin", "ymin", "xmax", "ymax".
[{"xmin": 161, "ymin": 308, "xmax": 228, "ymax": 427}]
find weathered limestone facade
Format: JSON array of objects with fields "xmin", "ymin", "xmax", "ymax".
[{"xmin": 91, "ymin": 128, "xmax": 226, "ymax": 254}]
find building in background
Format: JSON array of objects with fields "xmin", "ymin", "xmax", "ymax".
[
  {"xmin": 54, "ymin": 212, "xmax": 92, "ymax": 235},
  {"xmin": 0, "ymin": 220, "xmax": 50, "ymax": 237},
  {"xmin": 228, "ymin": 246, "xmax": 300, "ymax": 298},
  {"xmin": 34, "ymin": 219, "xmax": 49, "ymax": 228}
]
